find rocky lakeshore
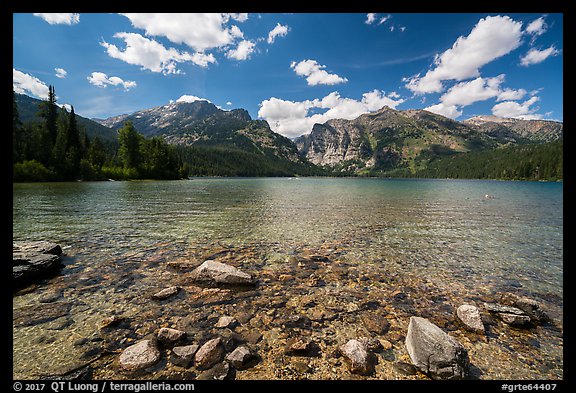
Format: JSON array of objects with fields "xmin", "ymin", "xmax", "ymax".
[{"xmin": 12, "ymin": 241, "xmax": 563, "ymax": 380}]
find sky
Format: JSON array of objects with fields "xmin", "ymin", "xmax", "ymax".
[{"xmin": 13, "ymin": 13, "xmax": 563, "ymax": 139}]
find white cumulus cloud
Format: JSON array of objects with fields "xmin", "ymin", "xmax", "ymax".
[
  {"xmin": 525, "ymin": 16, "xmax": 547, "ymax": 37},
  {"xmin": 101, "ymin": 32, "xmax": 214, "ymax": 75},
  {"xmin": 55, "ymin": 68, "xmax": 68, "ymax": 78},
  {"xmin": 226, "ymin": 40, "xmax": 256, "ymax": 61},
  {"xmin": 405, "ymin": 15, "xmax": 523, "ymax": 94},
  {"xmin": 365, "ymin": 13, "xmax": 377, "ymax": 25},
  {"xmin": 425, "ymin": 103, "xmax": 463, "ymax": 119},
  {"xmin": 424, "ymin": 75, "xmax": 529, "ymax": 119},
  {"xmin": 267, "ymin": 23, "xmax": 289, "ymax": 44},
  {"xmin": 258, "ymin": 90, "xmax": 404, "ymax": 138},
  {"xmin": 33, "ymin": 13, "xmax": 80, "ymax": 25},
  {"xmin": 492, "ymin": 96, "xmax": 542, "ymax": 119},
  {"xmin": 520, "ymin": 46, "xmax": 561, "ymax": 66},
  {"xmin": 290, "ymin": 59, "xmax": 348, "ymax": 86},
  {"xmin": 87, "ymin": 72, "xmax": 137, "ymax": 90},
  {"xmin": 120, "ymin": 13, "xmax": 243, "ymax": 52},
  {"xmin": 13, "ymin": 68, "xmax": 50, "ymax": 98}
]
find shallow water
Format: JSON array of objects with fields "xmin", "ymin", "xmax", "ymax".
[{"xmin": 12, "ymin": 178, "xmax": 563, "ymax": 379}]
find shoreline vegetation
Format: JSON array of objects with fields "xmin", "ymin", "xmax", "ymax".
[{"xmin": 13, "ymin": 89, "xmax": 562, "ymax": 183}]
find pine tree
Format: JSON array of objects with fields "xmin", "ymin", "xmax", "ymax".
[
  {"xmin": 13, "ymin": 91, "xmax": 23, "ymax": 163},
  {"xmin": 39, "ymin": 85, "xmax": 58, "ymax": 145},
  {"xmin": 87, "ymin": 136, "xmax": 106, "ymax": 169},
  {"xmin": 118, "ymin": 121, "xmax": 142, "ymax": 169}
]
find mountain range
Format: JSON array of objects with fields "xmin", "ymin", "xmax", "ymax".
[
  {"xmin": 295, "ymin": 106, "xmax": 562, "ymax": 175},
  {"xmin": 15, "ymin": 93, "xmax": 562, "ymax": 177}
]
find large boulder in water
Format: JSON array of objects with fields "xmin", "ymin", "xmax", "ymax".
[
  {"xmin": 190, "ymin": 260, "xmax": 255, "ymax": 286},
  {"xmin": 13, "ymin": 241, "xmax": 63, "ymax": 286},
  {"xmin": 405, "ymin": 316, "xmax": 470, "ymax": 380}
]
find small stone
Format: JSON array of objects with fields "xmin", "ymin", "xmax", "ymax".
[
  {"xmin": 190, "ymin": 260, "xmax": 255, "ymax": 286},
  {"xmin": 284, "ymin": 337, "xmax": 319, "ymax": 357},
  {"xmin": 225, "ymin": 345, "xmax": 255, "ymax": 370},
  {"xmin": 197, "ymin": 362, "xmax": 232, "ymax": 380},
  {"xmin": 171, "ymin": 344, "xmax": 199, "ymax": 368},
  {"xmin": 393, "ymin": 361, "xmax": 418, "ymax": 375},
  {"xmin": 39, "ymin": 288, "xmax": 63, "ymax": 303},
  {"xmin": 293, "ymin": 361, "xmax": 311, "ymax": 374},
  {"xmin": 157, "ymin": 327, "xmax": 186, "ymax": 346},
  {"xmin": 242, "ymin": 331, "xmax": 262, "ymax": 344},
  {"xmin": 380, "ymin": 339, "xmax": 393, "ymax": 351},
  {"xmin": 456, "ymin": 304, "xmax": 485, "ymax": 334},
  {"xmin": 360, "ymin": 312, "xmax": 390, "ymax": 334},
  {"xmin": 215, "ymin": 316, "xmax": 238, "ymax": 329},
  {"xmin": 358, "ymin": 337, "xmax": 383, "ymax": 352},
  {"xmin": 99, "ymin": 315, "xmax": 123, "ymax": 329},
  {"xmin": 500, "ymin": 313, "xmax": 531, "ymax": 327},
  {"xmin": 339, "ymin": 339, "xmax": 373, "ymax": 375},
  {"xmin": 194, "ymin": 337, "xmax": 225, "ymax": 370},
  {"xmin": 119, "ymin": 340, "xmax": 161, "ymax": 371},
  {"xmin": 152, "ymin": 286, "xmax": 180, "ymax": 300}
]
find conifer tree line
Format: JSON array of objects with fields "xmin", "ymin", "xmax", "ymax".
[
  {"xmin": 13, "ymin": 86, "xmax": 562, "ymax": 182},
  {"xmin": 13, "ymin": 86, "xmax": 324, "ymax": 181},
  {"xmin": 13, "ymin": 87, "xmax": 182, "ymax": 181}
]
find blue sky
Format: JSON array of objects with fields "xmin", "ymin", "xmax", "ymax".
[{"xmin": 13, "ymin": 13, "xmax": 563, "ymax": 138}]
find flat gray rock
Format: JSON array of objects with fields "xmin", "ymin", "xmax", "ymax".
[
  {"xmin": 171, "ymin": 344, "xmax": 199, "ymax": 368},
  {"xmin": 152, "ymin": 286, "xmax": 180, "ymax": 300},
  {"xmin": 190, "ymin": 260, "xmax": 255, "ymax": 286},
  {"xmin": 405, "ymin": 316, "xmax": 469, "ymax": 380},
  {"xmin": 119, "ymin": 340, "xmax": 160, "ymax": 371},
  {"xmin": 157, "ymin": 327, "xmax": 186, "ymax": 346},
  {"xmin": 225, "ymin": 346, "xmax": 255, "ymax": 370},
  {"xmin": 13, "ymin": 241, "xmax": 63, "ymax": 285},
  {"xmin": 484, "ymin": 302, "xmax": 525, "ymax": 315}
]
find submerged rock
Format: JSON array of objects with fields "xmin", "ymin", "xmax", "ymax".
[
  {"xmin": 13, "ymin": 302, "xmax": 71, "ymax": 327},
  {"xmin": 171, "ymin": 344, "xmax": 199, "ymax": 368},
  {"xmin": 499, "ymin": 313, "xmax": 531, "ymax": 327},
  {"xmin": 498, "ymin": 293, "xmax": 551, "ymax": 324},
  {"xmin": 152, "ymin": 286, "xmax": 180, "ymax": 300},
  {"xmin": 225, "ymin": 345, "xmax": 256, "ymax": 370},
  {"xmin": 190, "ymin": 260, "xmax": 255, "ymax": 286},
  {"xmin": 360, "ymin": 311, "xmax": 390, "ymax": 334},
  {"xmin": 197, "ymin": 362, "xmax": 232, "ymax": 380},
  {"xmin": 284, "ymin": 337, "xmax": 320, "ymax": 357},
  {"xmin": 157, "ymin": 327, "xmax": 186, "ymax": 347},
  {"xmin": 484, "ymin": 302, "xmax": 533, "ymax": 327},
  {"xmin": 194, "ymin": 337, "xmax": 225, "ymax": 370},
  {"xmin": 13, "ymin": 241, "xmax": 63, "ymax": 285},
  {"xmin": 456, "ymin": 304, "xmax": 485, "ymax": 334},
  {"xmin": 215, "ymin": 316, "xmax": 238, "ymax": 329},
  {"xmin": 339, "ymin": 339, "xmax": 374, "ymax": 375},
  {"xmin": 119, "ymin": 340, "xmax": 161, "ymax": 371},
  {"xmin": 405, "ymin": 316, "xmax": 469, "ymax": 380}
]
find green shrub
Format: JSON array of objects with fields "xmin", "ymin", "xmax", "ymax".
[{"xmin": 13, "ymin": 160, "xmax": 55, "ymax": 182}]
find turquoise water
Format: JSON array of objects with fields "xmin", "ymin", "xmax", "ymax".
[
  {"xmin": 12, "ymin": 178, "xmax": 563, "ymax": 379},
  {"xmin": 13, "ymin": 177, "xmax": 563, "ymax": 295}
]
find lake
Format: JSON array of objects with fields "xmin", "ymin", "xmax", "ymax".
[{"xmin": 12, "ymin": 178, "xmax": 563, "ymax": 380}]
